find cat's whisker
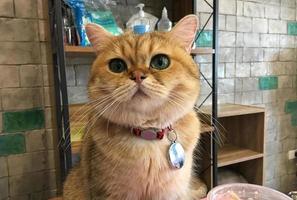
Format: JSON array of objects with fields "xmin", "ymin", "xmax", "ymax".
[
  {"xmin": 62, "ymin": 94, "xmax": 118, "ymax": 151},
  {"xmin": 69, "ymin": 84, "xmax": 133, "ymax": 135},
  {"xmin": 81, "ymin": 85, "xmax": 135, "ymax": 140},
  {"xmin": 169, "ymin": 91, "xmax": 225, "ymax": 146},
  {"xmin": 61, "ymin": 94, "xmax": 115, "ymax": 143},
  {"xmin": 193, "ymin": 106, "xmax": 226, "ymax": 146}
]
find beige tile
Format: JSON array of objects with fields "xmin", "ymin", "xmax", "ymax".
[
  {"xmin": 0, "ymin": 42, "xmax": 40, "ymax": 65},
  {"xmin": 39, "ymin": 20, "xmax": 50, "ymax": 42},
  {"xmin": 0, "ymin": 111, "xmax": 2, "ymax": 133},
  {"xmin": 25, "ymin": 130, "xmax": 46, "ymax": 152},
  {"xmin": 0, "ymin": 0, "xmax": 14, "ymax": 17},
  {"xmin": 9, "ymin": 171, "xmax": 49, "ymax": 195},
  {"xmin": 42, "ymin": 65, "xmax": 54, "ymax": 86},
  {"xmin": 31, "ymin": 189, "xmax": 58, "ymax": 200},
  {"xmin": 0, "ymin": 65, "xmax": 20, "ymax": 88},
  {"xmin": 10, "ymin": 195, "xmax": 29, "ymax": 200},
  {"xmin": 40, "ymin": 42, "xmax": 53, "ymax": 65},
  {"xmin": 0, "ymin": 177, "xmax": 8, "ymax": 199},
  {"xmin": 45, "ymin": 107, "xmax": 55, "ymax": 129},
  {"xmin": 37, "ymin": 0, "xmax": 49, "ymax": 19},
  {"xmin": 0, "ymin": 19, "xmax": 38, "ymax": 42},
  {"xmin": 2, "ymin": 88, "xmax": 43, "ymax": 110},
  {"xmin": 46, "ymin": 150, "xmax": 57, "ymax": 170},
  {"xmin": 20, "ymin": 65, "xmax": 43, "ymax": 87},
  {"xmin": 44, "ymin": 87, "xmax": 55, "ymax": 107},
  {"xmin": 0, "ymin": 157, "xmax": 8, "ymax": 178},
  {"xmin": 14, "ymin": 0, "xmax": 37, "ymax": 18},
  {"xmin": 45, "ymin": 129, "xmax": 56, "ymax": 150},
  {"xmin": 8, "ymin": 152, "xmax": 50, "ymax": 176},
  {"xmin": 0, "ymin": 90, "xmax": 2, "ymax": 110}
]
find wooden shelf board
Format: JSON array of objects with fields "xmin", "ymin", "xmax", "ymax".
[
  {"xmin": 65, "ymin": 45, "xmax": 94, "ymax": 53},
  {"xmin": 200, "ymin": 103, "xmax": 265, "ymax": 118},
  {"xmin": 64, "ymin": 45, "xmax": 213, "ymax": 55},
  {"xmin": 191, "ymin": 48, "xmax": 214, "ymax": 55},
  {"xmin": 218, "ymin": 144, "xmax": 263, "ymax": 167}
]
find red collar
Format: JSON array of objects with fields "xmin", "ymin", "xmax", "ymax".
[{"xmin": 132, "ymin": 126, "xmax": 172, "ymax": 140}]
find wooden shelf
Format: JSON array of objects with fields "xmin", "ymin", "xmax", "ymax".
[
  {"xmin": 218, "ymin": 144, "xmax": 263, "ymax": 167},
  {"xmin": 191, "ymin": 48, "xmax": 214, "ymax": 55},
  {"xmin": 64, "ymin": 45, "xmax": 95, "ymax": 54},
  {"xmin": 64, "ymin": 45, "xmax": 214, "ymax": 55},
  {"xmin": 200, "ymin": 103, "xmax": 265, "ymax": 118}
]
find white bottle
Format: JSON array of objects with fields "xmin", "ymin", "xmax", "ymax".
[
  {"xmin": 132, "ymin": 4, "xmax": 150, "ymax": 34},
  {"xmin": 157, "ymin": 7, "xmax": 172, "ymax": 32}
]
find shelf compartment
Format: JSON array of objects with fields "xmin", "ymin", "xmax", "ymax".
[
  {"xmin": 200, "ymin": 103, "xmax": 265, "ymax": 118},
  {"xmin": 64, "ymin": 45, "xmax": 214, "ymax": 55},
  {"xmin": 218, "ymin": 144, "xmax": 263, "ymax": 167}
]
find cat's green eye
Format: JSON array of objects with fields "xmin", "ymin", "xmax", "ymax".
[
  {"xmin": 150, "ymin": 54, "xmax": 170, "ymax": 70},
  {"xmin": 108, "ymin": 59, "xmax": 127, "ymax": 73}
]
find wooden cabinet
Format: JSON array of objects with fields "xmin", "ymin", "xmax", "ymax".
[{"xmin": 197, "ymin": 104, "xmax": 265, "ymax": 189}]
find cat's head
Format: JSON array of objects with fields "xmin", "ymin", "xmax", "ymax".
[{"xmin": 85, "ymin": 15, "xmax": 200, "ymax": 129}]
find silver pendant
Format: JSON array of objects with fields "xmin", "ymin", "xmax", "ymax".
[
  {"xmin": 168, "ymin": 142, "xmax": 185, "ymax": 169},
  {"xmin": 167, "ymin": 129, "xmax": 185, "ymax": 169}
]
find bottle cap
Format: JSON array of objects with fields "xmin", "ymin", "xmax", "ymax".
[
  {"xmin": 162, "ymin": 7, "xmax": 168, "ymax": 18},
  {"xmin": 136, "ymin": 3, "xmax": 145, "ymax": 17}
]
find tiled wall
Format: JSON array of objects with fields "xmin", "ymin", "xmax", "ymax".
[
  {"xmin": 65, "ymin": 0, "xmax": 297, "ymax": 193},
  {"xmin": 0, "ymin": 0, "xmax": 57, "ymax": 199},
  {"xmin": 195, "ymin": 0, "xmax": 297, "ymax": 193}
]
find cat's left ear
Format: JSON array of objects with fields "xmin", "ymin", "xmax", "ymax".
[
  {"xmin": 169, "ymin": 15, "xmax": 199, "ymax": 53},
  {"xmin": 85, "ymin": 23, "xmax": 113, "ymax": 53}
]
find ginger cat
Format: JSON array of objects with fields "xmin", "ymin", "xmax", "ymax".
[{"xmin": 63, "ymin": 15, "xmax": 206, "ymax": 200}]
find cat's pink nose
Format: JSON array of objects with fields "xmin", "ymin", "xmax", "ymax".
[{"xmin": 130, "ymin": 71, "xmax": 147, "ymax": 83}]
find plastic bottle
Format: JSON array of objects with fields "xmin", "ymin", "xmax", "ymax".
[
  {"xmin": 132, "ymin": 4, "xmax": 150, "ymax": 34},
  {"xmin": 157, "ymin": 7, "xmax": 172, "ymax": 32}
]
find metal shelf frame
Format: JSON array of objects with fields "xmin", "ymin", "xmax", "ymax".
[
  {"xmin": 48, "ymin": 0, "xmax": 72, "ymax": 182},
  {"xmin": 194, "ymin": 0, "xmax": 219, "ymax": 187},
  {"xmin": 48, "ymin": 0, "xmax": 219, "ymax": 188}
]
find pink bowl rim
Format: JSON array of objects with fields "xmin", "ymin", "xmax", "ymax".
[{"xmin": 207, "ymin": 183, "xmax": 292, "ymax": 200}]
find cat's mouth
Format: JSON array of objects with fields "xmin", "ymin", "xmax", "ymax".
[{"xmin": 132, "ymin": 88, "xmax": 149, "ymax": 99}]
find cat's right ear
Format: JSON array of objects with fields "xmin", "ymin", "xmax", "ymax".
[
  {"xmin": 85, "ymin": 23, "xmax": 113, "ymax": 53},
  {"xmin": 169, "ymin": 15, "xmax": 199, "ymax": 53}
]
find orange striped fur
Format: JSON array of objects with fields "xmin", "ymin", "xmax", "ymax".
[{"xmin": 63, "ymin": 15, "xmax": 206, "ymax": 200}]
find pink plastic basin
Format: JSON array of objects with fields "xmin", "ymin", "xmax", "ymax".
[{"xmin": 206, "ymin": 183, "xmax": 292, "ymax": 200}]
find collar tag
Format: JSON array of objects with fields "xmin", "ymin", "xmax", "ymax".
[{"xmin": 132, "ymin": 128, "xmax": 167, "ymax": 140}]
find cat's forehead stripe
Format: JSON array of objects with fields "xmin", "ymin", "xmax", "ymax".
[{"xmin": 114, "ymin": 34, "xmax": 156, "ymax": 67}]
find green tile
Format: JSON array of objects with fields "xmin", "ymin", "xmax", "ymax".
[
  {"xmin": 285, "ymin": 100, "xmax": 297, "ymax": 114},
  {"xmin": 3, "ymin": 109, "xmax": 45, "ymax": 133},
  {"xmin": 196, "ymin": 30, "xmax": 212, "ymax": 47},
  {"xmin": 291, "ymin": 112, "xmax": 297, "ymax": 126},
  {"xmin": 288, "ymin": 22, "xmax": 297, "ymax": 35},
  {"xmin": 0, "ymin": 134, "xmax": 25, "ymax": 156},
  {"xmin": 259, "ymin": 76, "xmax": 278, "ymax": 90}
]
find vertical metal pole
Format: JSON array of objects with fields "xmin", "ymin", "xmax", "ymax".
[
  {"xmin": 48, "ymin": 0, "xmax": 72, "ymax": 182},
  {"xmin": 212, "ymin": 0, "xmax": 219, "ymax": 187}
]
